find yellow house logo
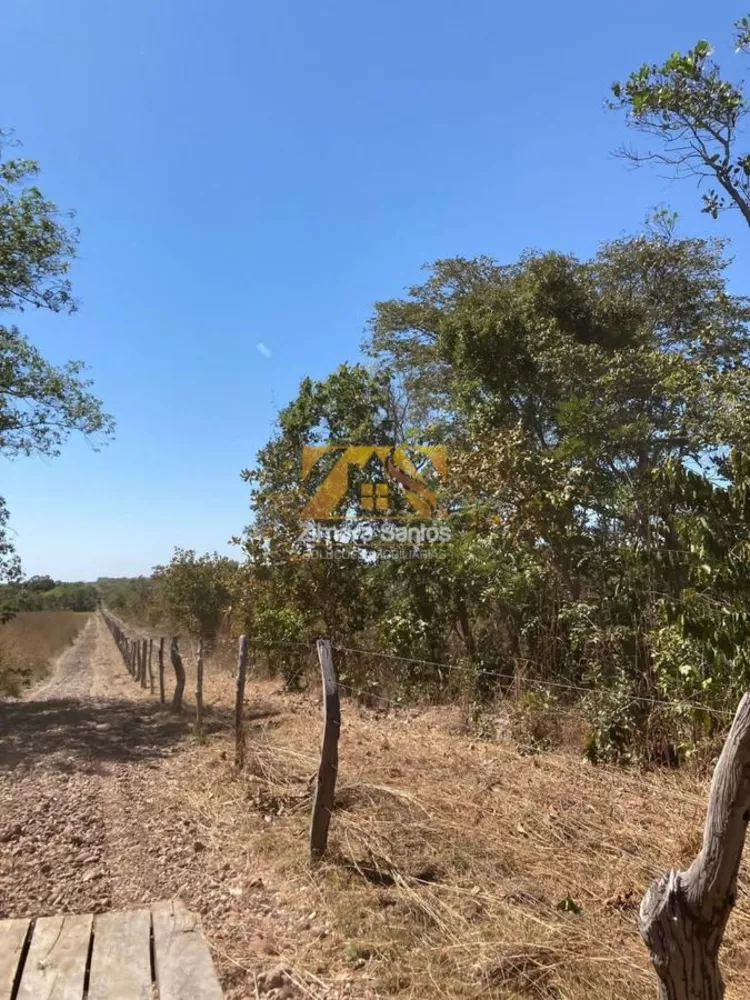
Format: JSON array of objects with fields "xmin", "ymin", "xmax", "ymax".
[{"xmin": 301, "ymin": 445, "xmax": 447, "ymax": 519}]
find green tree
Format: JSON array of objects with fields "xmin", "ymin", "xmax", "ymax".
[
  {"xmin": 156, "ymin": 549, "xmax": 237, "ymax": 641},
  {"xmin": 609, "ymin": 15, "xmax": 750, "ymax": 226},
  {"xmin": 0, "ymin": 131, "xmax": 113, "ymax": 585},
  {"xmin": 364, "ymin": 223, "xmax": 750, "ymax": 754}
]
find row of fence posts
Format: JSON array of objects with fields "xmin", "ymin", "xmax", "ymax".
[
  {"xmin": 101, "ymin": 609, "xmax": 341, "ymax": 861},
  {"xmin": 102, "ymin": 610, "xmax": 207, "ymax": 742},
  {"xmin": 99, "ymin": 606, "xmax": 750, "ymax": 996},
  {"xmin": 102, "ymin": 611, "xmax": 165, "ymax": 702}
]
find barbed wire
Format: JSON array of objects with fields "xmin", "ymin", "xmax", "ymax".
[
  {"xmin": 100, "ymin": 608, "xmax": 738, "ymax": 721},
  {"xmin": 334, "ymin": 641, "xmax": 737, "ymax": 720}
]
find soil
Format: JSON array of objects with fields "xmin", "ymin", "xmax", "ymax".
[{"xmin": 0, "ymin": 615, "xmax": 283, "ymax": 999}]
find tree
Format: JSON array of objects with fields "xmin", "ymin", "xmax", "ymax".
[
  {"xmin": 609, "ymin": 15, "xmax": 750, "ymax": 227},
  {"xmin": 364, "ymin": 223, "xmax": 750, "ymax": 752},
  {"xmin": 156, "ymin": 549, "xmax": 237, "ymax": 641},
  {"xmin": 0, "ymin": 498, "xmax": 21, "ymax": 621},
  {"xmin": 0, "ymin": 131, "xmax": 113, "ymax": 585}
]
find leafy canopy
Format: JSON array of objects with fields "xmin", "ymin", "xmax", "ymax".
[
  {"xmin": 609, "ymin": 15, "xmax": 750, "ymax": 226},
  {"xmin": 0, "ymin": 131, "xmax": 114, "ymax": 584}
]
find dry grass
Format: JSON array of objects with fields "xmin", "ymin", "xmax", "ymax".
[
  {"xmin": 0, "ymin": 611, "xmax": 90, "ymax": 696},
  {"xmin": 133, "ymin": 643, "xmax": 750, "ymax": 1000}
]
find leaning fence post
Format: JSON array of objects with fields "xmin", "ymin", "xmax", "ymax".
[
  {"xmin": 640, "ymin": 692, "xmax": 750, "ymax": 999},
  {"xmin": 170, "ymin": 638, "xmax": 186, "ymax": 712},
  {"xmin": 158, "ymin": 638, "xmax": 165, "ymax": 704},
  {"xmin": 310, "ymin": 639, "xmax": 340, "ymax": 861},
  {"xmin": 234, "ymin": 636, "xmax": 249, "ymax": 770},
  {"xmin": 195, "ymin": 639, "xmax": 204, "ymax": 736}
]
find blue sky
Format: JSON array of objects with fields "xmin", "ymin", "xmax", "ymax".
[{"xmin": 1, "ymin": 0, "xmax": 748, "ymax": 580}]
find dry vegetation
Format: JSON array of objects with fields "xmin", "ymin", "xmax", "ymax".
[
  {"xmin": 0, "ymin": 611, "xmax": 90, "ymax": 696},
  {"xmin": 134, "ymin": 641, "xmax": 750, "ymax": 1000}
]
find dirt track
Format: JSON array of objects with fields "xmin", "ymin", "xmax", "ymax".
[{"xmin": 0, "ymin": 614, "xmax": 188, "ymax": 918}]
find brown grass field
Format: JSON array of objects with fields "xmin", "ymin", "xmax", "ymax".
[
  {"xmin": 116, "ymin": 630, "xmax": 750, "ymax": 1000},
  {"xmin": 0, "ymin": 611, "xmax": 91, "ymax": 696}
]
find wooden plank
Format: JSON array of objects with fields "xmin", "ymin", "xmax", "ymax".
[
  {"xmin": 16, "ymin": 913, "xmax": 93, "ymax": 1000},
  {"xmin": 152, "ymin": 901, "xmax": 222, "ymax": 1000},
  {"xmin": 87, "ymin": 909, "xmax": 152, "ymax": 1000},
  {"xmin": 0, "ymin": 918, "xmax": 30, "ymax": 1000}
]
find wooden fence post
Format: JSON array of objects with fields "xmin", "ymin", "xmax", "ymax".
[
  {"xmin": 235, "ymin": 636, "xmax": 249, "ymax": 770},
  {"xmin": 170, "ymin": 638, "xmax": 186, "ymax": 712},
  {"xmin": 195, "ymin": 639, "xmax": 204, "ymax": 736},
  {"xmin": 640, "ymin": 693, "xmax": 750, "ymax": 998},
  {"xmin": 158, "ymin": 638, "xmax": 165, "ymax": 703},
  {"xmin": 310, "ymin": 639, "xmax": 340, "ymax": 861},
  {"xmin": 140, "ymin": 639, "xmax": 148, "ymax": 689},
  {"xmin": 147, "ymin": 638, "xmax": 154, "ymax": 694}
]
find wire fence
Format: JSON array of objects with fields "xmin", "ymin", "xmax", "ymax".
[
  {"xmin": 100, "ymin": 605, "xmax": 738, "ymax": 722},
  {"xmin": 97, "ymin": 606, "xmax": 750, "ymax": 996}
]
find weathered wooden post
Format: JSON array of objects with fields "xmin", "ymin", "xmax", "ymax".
[
  {"xmin": 170, "ymin": 638, "xmax": 186, "ymax": 712},
  {"xmin": 640, "ymin": 693, "xmax": 750, "ymax": 999},
  {"xmin": 147, "ymin": 638, "xmax": 154, "ymax": 694},
  {"xmin": 234, "ymin": 636, "xmax": 249, "ymax": 770},
  {"xmin": 195, "ymin": 639, "xmax": 204, "ymax": 736},
  {"xmin": 140, "ymin": 639, "xmax": 148, "ymax": 689},
  {"xmin": 310, "ymin": 639, "xmax": 340, "ymax": 861},
  {"xmin": 158, "ymin": 638, "xmax": 165, "ymax": 703}
]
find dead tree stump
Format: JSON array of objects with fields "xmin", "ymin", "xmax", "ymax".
[{"xmin": 640, "ymin": 693, "xmax": 750, "ymax": 999}]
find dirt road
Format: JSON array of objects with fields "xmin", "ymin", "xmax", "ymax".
[
  {"xmin": 0, "ymin": 614, "xmax": 304, "ymax": 999},
  {"xmin": 0, "ymin": 614, "xmax": 187, "ymax": 917}
]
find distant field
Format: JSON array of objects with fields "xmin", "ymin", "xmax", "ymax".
[{"xmin": 0, "ymin": 611, "xmax": 90, "ymax": 696}]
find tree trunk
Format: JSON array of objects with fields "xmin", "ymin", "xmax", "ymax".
[{"xmin": 640, "ymin": 693, "xmax": 750, "ymax": 999}]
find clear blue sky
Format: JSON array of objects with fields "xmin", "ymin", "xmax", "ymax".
[{"xmin": 1, "ymin": 0, "xmax": 747, "ymax": 580}]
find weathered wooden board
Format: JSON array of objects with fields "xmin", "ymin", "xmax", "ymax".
[
  {"xmin": 87, "ymin": 909, "xmax": 152, "ymax": 1000},
  {"xmin": 0, "ymin": 918, "xmax": 30, "ymax": 1000},
  {"xmin": 152, "ymin": 901, "xmax": 223, "ymax": 1000},
  {"xmin": 0, "ymin": 902, "xmax": 222, "ymax": 1000},
  {"xmin": 15, "ymin": 913, "xmax": 93, "ymax": 1000}
]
